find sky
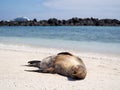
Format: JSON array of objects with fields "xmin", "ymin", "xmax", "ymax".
[{"xmin": 0, "ymin": 0, "xmax": 120, "ymax": 20}]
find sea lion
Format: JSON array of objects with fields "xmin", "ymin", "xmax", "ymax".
[{"xmin": 27, "ymin": 52, "xmax": 87, "ymax": 79}]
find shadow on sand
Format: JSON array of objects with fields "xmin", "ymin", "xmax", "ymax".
[{"xmin": 23, "ymin": 64, "xmax": 84, "ymax": 81}]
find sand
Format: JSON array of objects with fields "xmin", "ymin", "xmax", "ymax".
[{"xmin": 0, "ymin": 47, "xmax": 120, "ymax": 90}]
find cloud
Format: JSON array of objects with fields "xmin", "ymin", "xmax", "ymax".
[
  {"xmin": 43, "ymin": 0, "xmax": 120, "ymax": 10},
  {"xmin": 41, "ymin": 0, "xmax": 120, "ymax": 19}
]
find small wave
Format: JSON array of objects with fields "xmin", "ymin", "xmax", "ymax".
[
  {"xmin": 0, "ymin": 43, "xmax": 39, "ymax": 52},
  {"xmin": 0, "ymin": 43, "xmax": 62, "ymax": 54}
]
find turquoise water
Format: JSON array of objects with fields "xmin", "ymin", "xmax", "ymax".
[{"xmin": 0, "ymin": 26, "xmax": 120, "ymax": 55}]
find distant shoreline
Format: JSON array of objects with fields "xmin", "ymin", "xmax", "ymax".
[{"xmin": 0, "ymin": 17, "xmax": 120, "ymax": 26}]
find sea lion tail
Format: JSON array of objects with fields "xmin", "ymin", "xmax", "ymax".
[{"xmin": 28, "ymin": 60, "xmax": 41, "ymax": 68}]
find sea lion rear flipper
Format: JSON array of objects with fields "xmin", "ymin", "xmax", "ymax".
[
  {"xmin": 28, "ymin": 60, "xmax": 41, "ymax": 67},
  {"xmin": 42, "ymin": 67, "xmax": 55, "ymax": 73}
]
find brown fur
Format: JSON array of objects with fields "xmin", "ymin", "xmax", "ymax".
[{"xmin": 28, "ymin": 52, "xmax": 87, "ymax": 79}]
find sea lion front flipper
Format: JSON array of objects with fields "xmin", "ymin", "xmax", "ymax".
[{"xmin": 57, "ymin": 52, "xmax": 73, "ymax": 56}]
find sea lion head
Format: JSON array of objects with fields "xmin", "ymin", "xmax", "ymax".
[{"xmin": 71, "ymin": 65, "xmax": 87, "ymax": 79}]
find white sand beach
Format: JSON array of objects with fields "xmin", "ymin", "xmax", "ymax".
[{"xmin": 0, "ymin": 47, "xmax": 120, "ymax": 90}]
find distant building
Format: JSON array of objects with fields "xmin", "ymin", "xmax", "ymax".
[{"xmin": 14, "ymin": 17, "xmax": 30, "ymax": 22}]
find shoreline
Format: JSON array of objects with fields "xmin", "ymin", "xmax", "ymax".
[
  {"xmin": 0, "ymin": 42, "xmax": 120, "ymax": 58},
  {"xmin": 0, "ymin": 46, "xmax": 120, "ymax": 90}
]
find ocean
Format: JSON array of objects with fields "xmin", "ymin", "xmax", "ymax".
[{"xmin": 0, "ymin": 26, "xmax": 120, "ymax": 55}]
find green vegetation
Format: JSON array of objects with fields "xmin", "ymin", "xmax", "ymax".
[{"xmin": 0, "ymin": 17, "xmax": 120, "ymax": 26}]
